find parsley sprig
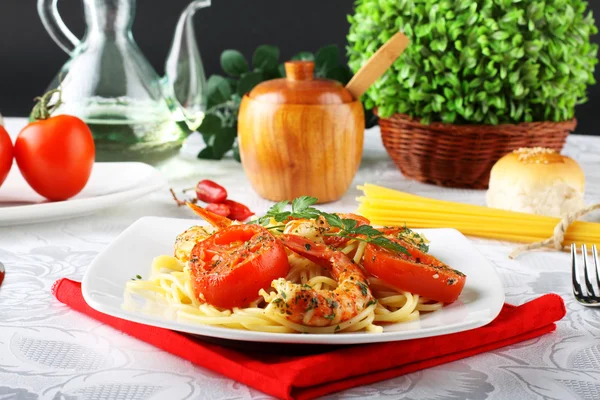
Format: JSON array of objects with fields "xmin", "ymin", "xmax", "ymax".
[
  {"xmin": 252, "ymin": 196, "xmax": 321, "ymax": 226},
  {"xmin": 250, "ymin": 196, "xmax": 410, "ymax": 256}
]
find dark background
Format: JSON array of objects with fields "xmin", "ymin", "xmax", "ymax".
[{"xmin": 0, "ymin": 0, "xmax": 598, "ymax": 134}]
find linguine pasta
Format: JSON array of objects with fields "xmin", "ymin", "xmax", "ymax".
[{"xmin": 123, "ymin": 240, "xmax": 443, "ymax": 334}]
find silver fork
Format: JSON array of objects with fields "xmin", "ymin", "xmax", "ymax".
[{"xmin": 571, "ymin": 244, "xmax": 600, "ymax": 307}]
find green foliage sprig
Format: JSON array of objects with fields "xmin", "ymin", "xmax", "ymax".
[
  {"xmin": 198, "ymin": 45, "xmax": 376, "ymax": 160},
  {"xmin": 251, "ymin": 196, "xmax": 410, "ymax": 256},
  {"xmin": 348, "ymin": 0, "xmax": 598, "ymax": 125}
]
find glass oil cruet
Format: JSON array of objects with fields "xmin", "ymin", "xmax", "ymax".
[{"xmin": 37, "ymin": 0, "xmax": 209, "ymax": 163}]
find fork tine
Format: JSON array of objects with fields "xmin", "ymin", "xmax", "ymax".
[
  {"xmin": 592, "ymin": 245, "xmax": 600, "ymax": 296},
  {"xmin": 582, "ymin": 244, "xmax": 596, "ymax": 297},
  {"xmin": 572, "ymin": 243, "xmax": 582, "ymax": 297}
]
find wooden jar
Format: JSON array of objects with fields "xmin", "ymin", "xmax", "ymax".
[{"xmin": 238, "ymin": 61, "xmax": 365, "ymax": 204}]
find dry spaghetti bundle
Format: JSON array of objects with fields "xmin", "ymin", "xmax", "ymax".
[{"xmin": 357, "ymin": 184, "xmax": 600, "ymax": 247}]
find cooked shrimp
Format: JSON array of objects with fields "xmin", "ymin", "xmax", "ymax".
[
  {"xmin": 173, "ymin": 203, "xmax": 235, "ymax": 262},
  {"xmin": 270, "ymin": 234, "xmax": 374, "ymax": 327},
  {"xmin": 283, "ymin": 213, "xmax": 370, "ymax": 248},
  {"xmin": 283, "ymin": 218, "xmax": 328, "ymax": 243},
  {"xmin": 174, "ymin": 226, "xmax": 213, "ymax": 262}
]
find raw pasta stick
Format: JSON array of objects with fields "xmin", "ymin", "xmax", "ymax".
[{"xmin": 358, "ymin": 184, "xmax": 600, "ymax": 246}]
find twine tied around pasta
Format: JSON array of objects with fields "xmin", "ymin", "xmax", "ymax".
[{"xmin": 509, "ymin": 203, "xmax": 600, "ymax": 259}]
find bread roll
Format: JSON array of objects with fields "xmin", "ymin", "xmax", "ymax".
[{"xmin": 486, "ymin": 147, "xmax": 584, "ymax": 217}]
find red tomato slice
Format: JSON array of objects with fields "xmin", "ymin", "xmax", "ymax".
[
  {"xmin": 323, "ymin": 213, "xmax": 371, "ymax": 248},
  {"xmin": 363, "ymin": 241, "xmax": 466, "ymax": 303},
  {"xmin": 189, "ymin": 224, "xmax": 289, "ymax": 308}
]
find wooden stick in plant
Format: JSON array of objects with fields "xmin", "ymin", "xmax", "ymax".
[{"xmin": 345, "ymin": 31, "xmax": 410, "ymax": 100}]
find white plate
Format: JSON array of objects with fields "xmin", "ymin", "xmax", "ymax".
[
  {"xmin": 0, "ymin": 163, "xmax": 166, "ymax": 226},
  {"xmin": 83, "ymin": 217, "xmax": 505, "ymax": 345}
]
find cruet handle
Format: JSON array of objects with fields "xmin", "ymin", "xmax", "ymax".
[
  {"xmin": 37, "ymin": 0, "xmax": 81, "ymax": 54},
  {"xmin": 163, "ymin": 0, "xmax": 211, "ymax": 132}
]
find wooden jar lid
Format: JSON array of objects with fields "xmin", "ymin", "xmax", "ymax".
[{"xmin": 247, "ymin": 61, "xmax": 354, "ymax": 105}]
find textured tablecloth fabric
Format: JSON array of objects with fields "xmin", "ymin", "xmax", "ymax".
[
  {"xmin": 52, "ymin": 279, "xmax": 566, "ymax": 400},
  {"xmin": 3, "ymin": 117, "xmax": 600, "ymax": 400}
]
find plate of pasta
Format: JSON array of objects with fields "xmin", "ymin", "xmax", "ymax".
[{"xmin": 82, "ymin": 197, "xmax": 504, "ymax": 345}]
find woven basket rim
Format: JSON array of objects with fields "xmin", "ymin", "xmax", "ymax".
[{"xmin": 375, "ymin": 109, "xmax": 577, "ymax": 136}]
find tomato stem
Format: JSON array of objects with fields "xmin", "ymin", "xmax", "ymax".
[
  {"xmin": 170, "ymin": 188, "xmax": 194, "ymax": 207},
  {"xmin": 31, "ymin": 87, "xmax": 63, "ymax": 121}
]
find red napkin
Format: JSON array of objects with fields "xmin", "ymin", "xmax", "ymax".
[{"xmin": 53, "ymin": 278, "xmax": 565, "ymax": 400}]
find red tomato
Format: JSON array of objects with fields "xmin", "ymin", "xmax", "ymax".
[
  {"xmin": 14, "ymin": 115, "xmax": 95, "ymax": 201},
  {"xmin": 223, "ymin": 199, "xmax": 254, "ymax": 221},
  {"xmin": 196, "ymin": 179, "xmax": 228, "ymax": 203},
  {"xmin": 189, "ymin": 224, "xmax": 289, "ymax": 308},
  {"xmin": 363, "ymin": 241, "xmax": 466, "ymax": 303},
  {"xmin": 206, "ymin": 202, "xmax": 231, "ymax": 217},
  {"xmin": 0, "ymin": 125, "xmax": 13, "ymax": 187}
]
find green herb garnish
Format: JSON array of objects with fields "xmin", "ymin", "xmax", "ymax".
[
  {"xmin": 357, "ymin": 282, "xmax": 369, "ymax": 296},
  {"xmin": 321, "ymin": 212, "xmax": 410, "ymax": 256},
  {"xmin": 326, "ymin": 299, "xmax": 338, "ymax": 309},
  {"xmin": 394, "ymin": 227, "xmax": 430, "ymax": 253},
  {"xmin": 250, "ymin": 196, "xmax": 410, "ymax": 256}
]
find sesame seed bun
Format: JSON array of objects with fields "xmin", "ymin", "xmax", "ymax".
[{"xmin": 486, "ymin": 148, "xmax": 585, "ymax": 217}]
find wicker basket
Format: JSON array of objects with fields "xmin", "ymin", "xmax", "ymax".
[{"xmin": 378, "ymin": 113, "xmax": 577, "ymax": 189}]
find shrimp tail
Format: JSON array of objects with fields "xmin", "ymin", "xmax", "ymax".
[
  {"xmin": 186, "ymin": 202, "xmax": 232, "ymax": 229},
  {"xmin": 279, "ymin": 234, "xmax": 337, "ymax": 268}
]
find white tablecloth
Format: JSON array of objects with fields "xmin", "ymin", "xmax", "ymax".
[{"xmin": 1, "ymin": 117, "xmax": 600, "ymax": 400}]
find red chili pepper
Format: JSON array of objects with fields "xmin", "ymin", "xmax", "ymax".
[
  {"xmin": 223, "ymin": 199, "xmax": 255, "ymax": 221},
  {"xmin": 196, "ymin": 180, "xmax": 228, "ymax": 203},
  {"xmin": 206, "ymin": 203, "xmax": 231, "ymax": 217}
]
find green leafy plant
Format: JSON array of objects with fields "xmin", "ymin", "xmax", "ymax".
[
  {"xmin": 198, "ymin": 45, "xmax": 376, "ymax": 160},
  {"xmin": 348, "ymin": 0, "xmax": 598, "ymax": 125}
]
